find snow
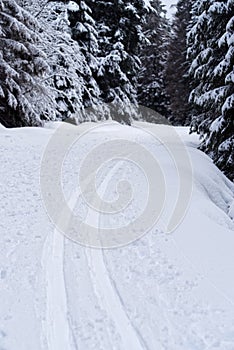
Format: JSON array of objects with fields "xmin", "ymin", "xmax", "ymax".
[
  {"xmin": 222, "ymin": 94, "xmax": 234, "ymax": 114},
  {"xmin": 229, "ymin": 201, "xmax": 234, "ymax": 220},
  {"xmin": 161, "ymin": 0, "xmax": 177, "ymax": 18},
  {"xmin": 0, "ymin": 121, "xmax": 234, "ymax": 350},
  {"xmin": 67, "ymin": 1, "xmax": 79, "ymax": 12}
]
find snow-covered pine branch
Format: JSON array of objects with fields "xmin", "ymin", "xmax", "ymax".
[{"xmin": 0, "ymin": 0, "xmax": 53, "ymax": 127}]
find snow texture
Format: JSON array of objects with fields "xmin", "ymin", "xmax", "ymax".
[{"xmin": 0, "ymin": 122, "xmax": 234, "ymax": 350}]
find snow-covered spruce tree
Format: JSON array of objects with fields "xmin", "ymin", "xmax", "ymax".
[
  {"xmin": 165, "ymin": 0, "xmax": 193, "ymax": 126},
  {"xmin": 0, "ymin": 0, "xmax": 50, "ymax": 127},
  {"xmin": 18, "ymin": 0, "xmax": 97, "ymax": 123},
  {"xmin": 88, "ymin": 0, "xmax": 152, "ymax": 124},
  {"xmin": 210, "ymin": 0, "xmax": 234, "ymax": 180},
  {"xmin": 67, "ymin": 0, "xmax": 102, "ymax": 115},
  {"xmin": 188, "ymin": 0, "xmax": 234, "ymax": 180},
  {"xmin": 137, "ymin": 0, "xmax": 171, "ymax": 121},
  {"xmin": 40, "ymin": 1, "xmax": 90, "ymax": 122}
]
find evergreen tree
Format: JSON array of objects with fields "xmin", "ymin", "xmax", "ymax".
[
  {"xmin": 67, "ymin": 0, "xmax": 102, "ymax": 112},
  {"xmin": 165, "ymin": 0, "xmax": 192, "ymax": 125},
  {"xmin": 89, "ymin": 0, "xmax": 152, "ymax": 123},
  {"xmin": 137, "ymin": 0, "xmax": 170, "ymax": 121},
  {"xmin": 188, "ymin": 0, "xmax": 234, "ymax": 180},
  {"xmin": 42, "ymin": 1, "xmax": 89, "ymax": 122},
  {"xmin": 210, "ymin": 0, "xmax": 234, "ymax": 180},
  {"xmin": 0, "ymin": 0, "xmax": 50, "ymax": 127},
  {"xmin": 18, "ymin": 0, "xmax": 99, "ymax": 123}
]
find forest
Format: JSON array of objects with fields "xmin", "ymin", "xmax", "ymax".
[{"xmin": 0, "ymin": 0, "xmax": 233, "ymax": 180}]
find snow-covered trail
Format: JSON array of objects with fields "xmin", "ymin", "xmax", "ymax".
[
  {"xmin": 60, "ymin": 157, "xmax": 149, "ymax": 350},
  {"xmin": 41, "ymin": 154, "xmax": 147, "ymax": 350},
  {"xmin": 84, "ymin": 160, "xmax": 150, "ymax": 350},
  {"xmin": 85, "ymin": 247, "xmax": 148, "ymax": 350},
  {"xmin": 1, "ymin": 121, "xmax": 234, "ymax": 350}
]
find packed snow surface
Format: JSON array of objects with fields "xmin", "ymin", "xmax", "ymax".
[{"xmin": 0, "ymin": 121, "xmax": 234, "ymax": 350}]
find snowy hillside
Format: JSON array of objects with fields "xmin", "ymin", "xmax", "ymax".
[{"xmin": 0, "ymin": 121, "xmax": 234, "ymax": 350}]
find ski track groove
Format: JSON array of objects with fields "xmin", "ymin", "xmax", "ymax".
[
  {"xmin": 102, "ymin": 251, "xmax": 151, "ymax": 350},
  {"xmin": 41, "ymin": 227, "xmax": 73, "ymax": 350},
  {"xmin": 83, "ymin": 158, "xmax": 151, "ymax": 350},
  {"xmin": 42, "ymin": 151, "xmax": 148, "ymax": 350}
]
